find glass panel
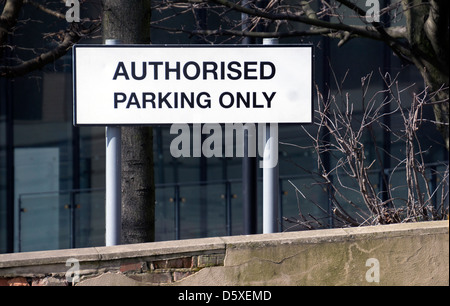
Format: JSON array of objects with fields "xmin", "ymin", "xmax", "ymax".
[
  {"xmin": 14, "ymin": 148, "xmax": 60, "ymax": 251},
  {"xmin": 18, "ymin": 188, "xmax": 106, "ymax": 251},
  {"xmin": 388, "ymin": 164, "xmax": 449, "ymax": 220},
  {"xmin": 433, "ymin": 164, "xmax": 449, "ymax": 215},
  {"xmin": 230, "ymin": 181, "xmax": 244, "ymax": 235},
  {"xmin": 8, "ymin": 164, "xmax": 447, "ymax": 252},
  {"xmin": 74, "ymin": 189, "xmax": 105, "ymax": 248},
  {"xmin": 206, "ymin": 183, "xmax": 228, "ymax": 237},
  {"xmin": 155, "ymin": 185, "xmax": 176, "ymax": 241},
  {"xmin": 179, "ymin": 183, "xmax": 227, "ymax": 239},
  {"xmin": 331, "ymin": 171, "xmax": 375, "ymax": 225},
  {"xmin": 0, "ymin": 78, "xmax": 6, "ymax": 252},
  {"xmin": 280, "ymin": 177, "xmax": 329, "ymax": 231},
  {"xmin": 18, "ymin": 192, "xmax": 65, "ymax": 252}
]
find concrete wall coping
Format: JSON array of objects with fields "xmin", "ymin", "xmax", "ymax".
[{"xmin": 1, "ymin": 220, "xmax": 448, "ymax": 270}]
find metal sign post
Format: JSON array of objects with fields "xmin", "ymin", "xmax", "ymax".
[
  {"xmin": 262, "ymin": 38, "xmax": 280, "ymax": 234},
  {"xmin": 262, "ymin": 122, "xmax": 279, "ymax": 234},
  {"xmin": 105, "ymin": 39, "xmax": 122, "ymax": 246}
]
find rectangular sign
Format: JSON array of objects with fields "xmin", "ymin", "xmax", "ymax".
[{"xmin": 73, "ymin": 45, "xmax": 313, "ymax": 125}]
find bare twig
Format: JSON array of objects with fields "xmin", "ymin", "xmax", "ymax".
[
  {"xmin": 1, "ymin": 21, "xmax": 100, "ymax": 77},
  {"xmin": 283, "ymin": 68, "xmax": 448, "ymax": 230}
]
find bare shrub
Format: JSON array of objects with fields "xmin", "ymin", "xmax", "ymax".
[{"xmin": 282, "ymin": 71, "xmax": 449, "ymax": 229}]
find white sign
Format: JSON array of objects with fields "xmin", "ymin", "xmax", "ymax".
[{"xmin": 73, "ymin": 45, "xmax": 312, "ymax": 125}]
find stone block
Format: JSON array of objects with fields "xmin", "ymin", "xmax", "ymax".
[
  {"xmin": 7, "ymin": 277, "xmax": 29, "ymax": 286},
  {"xmin": 197, "ymin": 254, "xmax": 225, "ymax": 267},
  {"xmin": 129, "ymin": 272, "xmax": 173, "ymax": 284},
  {"xmin": 120, "ymin": 261, "xmax": 147, "ymax": 273},
  {"xmin": 0, "ymin": 278, "xmax": 10, "ymax": 286},
  {"xmin": 152, "ymin": 257, "xmax": 193, "ymax": 270},
  {"xmin": 31, "ymin": 277, "xmax": 67, "ymax": 286},
  {"xmin": 173, "ymin": 271, "xmax": 194, "ymax": 282}
]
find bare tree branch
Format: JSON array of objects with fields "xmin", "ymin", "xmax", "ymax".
[
  {"xmin": 209, "ymin": 0, "xmax": 387, "ymax": 40},
  {"xmin": 0, "ymin": 21, "xmax": 100, "ymax": 77},
  {"xmin": 284, "ymin": 68, "xmax": 448, "ymax": 229},
  {"xmin": 0, "ymin": 0, "xmax": 24, "ymax": 46},
  {"xmin": 151, "ymin": 23, "xmax": 338, "ymax": 38},
  {"xmin": 424, "ymin": 0, "xmax": 449, "ymax": 67},
  {"xmin": 23, "ymin": 0, "xmax": 66, "ymax": 20}
]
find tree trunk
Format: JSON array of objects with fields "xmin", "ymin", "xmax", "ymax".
[
  {"xmin": 121, "ymin": 127, "xmax": 155, "ymax": 243},
  {"xmin": 419, "ymin": 65, "xmax": 449, "ymax": 151},
  {"xmin": 402, "ymin": 0, "xmax": 449, "ymax": 150},
  {"xmin": 102, "ymin": 0, "xmax": 155, "ymax": 244}
]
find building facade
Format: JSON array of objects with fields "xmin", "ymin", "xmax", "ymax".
[{"xmin": 1, "ymin": 2, "xmax": 448, "ymax": 253}]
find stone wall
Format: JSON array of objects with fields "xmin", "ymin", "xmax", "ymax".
[{"xmin": 0, "ymin": 221, "xmax": 448, "ymax": 286}]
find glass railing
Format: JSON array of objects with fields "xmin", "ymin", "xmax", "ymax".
[
  {"xmin": 18, "ymin": 188, "xmax": 105, "ymax": 252},
  {"xmin": 17, "ymin": 163, "xmax": 449, "ymax": 252}
]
